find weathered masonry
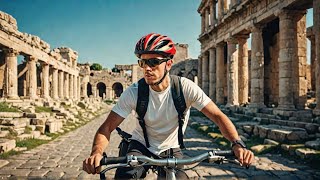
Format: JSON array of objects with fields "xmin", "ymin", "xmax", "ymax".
[
  {"xmin": 0, "ymin": 11, "xmax": 89, "ymax": 101},
  {"xmin": 198, "ymin": 0, "xmax": 319, "ymax": 116}
]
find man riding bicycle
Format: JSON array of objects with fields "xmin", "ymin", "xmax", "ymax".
[{"xmin": 83, "ymin": 33, "xmax": 255, "ymax": 179}]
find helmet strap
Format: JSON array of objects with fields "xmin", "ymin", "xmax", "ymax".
[{"xmin": 152, "ymin": 66, "xmax": 168, "ymax": 86}]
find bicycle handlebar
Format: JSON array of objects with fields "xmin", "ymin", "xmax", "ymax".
[{"xmin": 100, "ymin": 150, "xmax": 234, "ymax": 166}]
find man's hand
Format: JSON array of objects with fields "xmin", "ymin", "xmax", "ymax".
[
  {"xmin": 83, "ymin": 153, "xmax": 103, "ymax": 174},
  {"xmin": 232, "ymin": 145, "xmax": 255, "ymax": 167}
]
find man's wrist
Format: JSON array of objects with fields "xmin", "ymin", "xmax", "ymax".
[
  {"xmin": 91, "ymin": 147, "xmax": 103, "ymax": 156},
  {"xmin": 231, "ymin": 139, "xmax": 246, "ymax": 149}
]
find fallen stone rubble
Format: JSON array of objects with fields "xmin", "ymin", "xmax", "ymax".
[{"xmin": 0, "ymin": 98, "xmax": 110, "ymax": 154}]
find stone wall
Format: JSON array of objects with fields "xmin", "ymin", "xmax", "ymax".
[
  {"xmin": 172, "ymin": 43, "xmax": 189, "ymax": 64},
  {"xmin": 88, "ymin": 69, "xmax": 131, "ymax": 100},
  {"xmin": 170, "ymin": 59, "xmax": 198, "ymax": 81}
]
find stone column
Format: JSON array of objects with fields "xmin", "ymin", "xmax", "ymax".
[
  {"xmin": 201, "ymin": 13, "xmax": 205, "ymax": 34},
  {"xmin": 314, "ymin": 0, "xmax": 320, "ymax": 112},
  {"xmin": 294, "ymin": 12, "xmax": 307, "ymax": 109},
  {"xmin": 216, "ymin": 43, "xmax": 225, "ymax": 105},
  {"xmin": 238, "ymin": 36, "xmax": 249, "ymax": 105},
  {"xmin": 226, "ymin": 38, "xmax": 239, "ymax": 106},
  {"xmin": 92, "ymin": 86, "xmax": 97, "ymax": 98},
  {"xmin": 78, "ymin": 76, "xmax": 81, "ymax": 100},
  {"xmin": 64, "ymin": 73, "xmax": 69, "ymax": 98},
  {"xmin": 73, "ymin": 75, "xmax": 77, "ymax": 100},
  {"xmin": 198, "ymin": 55, "xmax": 202, "ymax": 87},
  {"xmin": 132, "ymin": 64, "xmax": 138, "ymax": 83},
  {"xmin": 58, "ymin": 71, "xmax": 64, "ymax": 99},
  {"xmin": 26, "ymin": 56, "xmax": 38, "ymax": 99},
  {"xmin": 205, "ymin": 8, "xmax": 209, "ymax": 31},
  {"xmin": 218, "ymin": 0, "xmax": 223, "ymax": 19},
  {"xmin": 69, "ymin": 74, "xmax": 74, "ymax": 99},
  {"xmin": 210, "ymin": 0, "xmax": 217, "ymax": 27},
  {"xmin": 81, "ymin": 76, "xmax": 88, "ymax": 98},
  {"xmin": 4, "ymin": 48, "xmax": 19, "ymax": 99},
  {"xmin": 218, "ymin": 0, "xmax": 228, "ymax": 19},
  {"xmin": 52, "ymin": 67, "xmax": 59, "ymax": 99},
  {"xmin": 230, "ymin": 0, "xmax": 237, "ymax": 8},
  {"xmin": 249, "ymin": 25, "xmax": 265, "ymax": 109},
  {"xmin": 202, "ymin": 53, "xmax": 209, "ymax": 95},
  {"xmin": 308, "ymin": 31, "xmax": 316, "ymax": 91},
  {"xmin": 209, "ymin": 47, "xmax": 216, "ymax": 101},
  {"xmin": 41, "ymin": 63, "xmax": 50, "ymax": 99},
  {"xmin": 0, "ymin": 51, "xmax": 5, "ymax": 97},
  {"xmin": 278, "ymin": 10, "xmax": 307, "ymax": 110}
]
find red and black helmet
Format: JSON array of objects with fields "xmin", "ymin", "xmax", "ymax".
[{"xmin": 134, "ymin": 33, "xmax": 176, "ymax": 59}]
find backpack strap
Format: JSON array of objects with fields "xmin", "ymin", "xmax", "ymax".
[
  {"xmin": 136, "ymin": 76, "xmax": 187, "ymax": 149},
  {"xmin": 170, "ymin": 75, "xmax": 187, "ymax": 149},
  {"xmin": 136, "ymin": 78, "xmax": 150, "ymax": 147}
]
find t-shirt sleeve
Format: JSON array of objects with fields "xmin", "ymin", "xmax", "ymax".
[
  {"xmin": 112, "ymin": 85, "xmax": 137, "ymax": 118},
  {"xmin": 181, "ymin": 77, "xmax": 211, "ymax": 111}
]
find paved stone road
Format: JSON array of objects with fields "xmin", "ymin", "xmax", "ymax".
[{"xmin": 0, "ymin": 108, "xmax": 319, "ymax": 179}]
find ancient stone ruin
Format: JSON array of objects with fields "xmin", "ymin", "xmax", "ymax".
[
  {"xmin": 197, "ymin": 0, "xmax": 320, "ymax": 156},
  {"xmin": 0, "ymin": 11, "xmax": 106, "ymax": 153},
  {"xmin": 170, "ymin": 43, "xmax": 199, "ymax": 82}
]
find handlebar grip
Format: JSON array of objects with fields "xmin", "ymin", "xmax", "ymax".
[
  {"xmin": 212, "ymin": 150, "xmax": 235, "ymax": 157},
  {"xmin": 100, "ymin": 156, "xmax": 127, "ymax": 165}
]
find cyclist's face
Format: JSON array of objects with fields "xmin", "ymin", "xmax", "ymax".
[{"xmin": 140, "ymin": 54, "xmax": 172, "ymax": 85}]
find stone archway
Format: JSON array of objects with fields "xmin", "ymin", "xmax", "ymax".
[
  {"xmin": 87, "ymin": 83, "xmax": 93, "ymax": 97},
  {"xmin": 97, "ymin": 82, "xmax": 106, "ymax": 98},
  {"xmin": 112, "ymin": 82, "xmax": 123, "ymax": 98}
]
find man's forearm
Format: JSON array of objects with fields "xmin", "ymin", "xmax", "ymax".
[
  {"xmin": 201, "ymin": 101, "xmax": 240, "ymax": 142},
  {"xmin": 214, "ymin": 113, "xmax": 240, "ymax": 142},
  {"xmin": 90, "ymin": 129, "xmax": 111, "ymax": 156}
]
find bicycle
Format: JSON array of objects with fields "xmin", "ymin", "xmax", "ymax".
[{"xmin": 99, "ymin": 149, "xmax": 243, "ymax": 180}]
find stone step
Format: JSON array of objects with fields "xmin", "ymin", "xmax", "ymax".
[
  {"xmin": 253, "ymin": 124, "xmax": 309, "ymax": 143},
  {"xmin": 0, "ymin": 112, "xmax": 23, "ymax": 118},
  {"xmin": 305, "ymin": 138, "xmax": 320, "ymax": 150},
  {"xmin": 17, "ymin": 133, "xmax": 33, "ymax": 140},
  {"xmin": 0, "ymin": 118, "xmax": 29, "ymax": 128},
  {"xmin": 231, "ymin": 113, "xmax": 253, "ymax": 121},
  {"xmin": 295, "ymin": 148, "xmax": 320, "ymax": 159},
  {"xmin": 0, "ymin": 130, "xmax": 9, "ymax": 138},
  {"xmin": 255, "ymin": 113, "xmax": 277, "ymax": 120},
  {"xmin": 46, "ymin": 120, "xmax": 63, "ymax": 133},
  {"xmin": 260, "ymin": 119, "xmax": 320, "ymax": 134},
  {"xmin": 260, "ymin": 108, "xmax": 274, "ymax": 115},
  {"xmin": 0, "ymin": 138, "xmax": 16, "ymax": 153}
]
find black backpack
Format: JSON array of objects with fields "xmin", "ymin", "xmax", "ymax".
[{"xmin": 136, "ymin": 75, "xmax": 187, "ymax": 149}]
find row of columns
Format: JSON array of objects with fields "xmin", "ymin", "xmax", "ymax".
[
  {"xmin": 200, "ymin": 35, "xmax": 249, "ymax": 106},
  {"xmin": 199, "ymin": 7, "xmax": 315, "ymax": 111},
  {"xmin": 201, "ymin": 0, "xmax": 241, "ymax": 34},
  {"xmin": 2, "ymin": 48, "xmax": 84, "ymax": 100}
]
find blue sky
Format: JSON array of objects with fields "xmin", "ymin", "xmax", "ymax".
[{"xmin": 0, "ymin": 0, "xmax": 314, "ymax": 68}]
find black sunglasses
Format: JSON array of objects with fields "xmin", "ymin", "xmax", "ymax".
[{"xmin": 138, "ymin": 58, "xmax": 170, "ymax": 68}]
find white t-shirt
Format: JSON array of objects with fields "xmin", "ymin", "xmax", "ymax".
[{"xmin": 112, "ymin": 77, "xmax": 211, "ymax": 155}]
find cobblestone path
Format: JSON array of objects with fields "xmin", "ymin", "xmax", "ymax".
[{"xmin": 0, "ymin": 109, "xmax": 319, "ymax": 179}]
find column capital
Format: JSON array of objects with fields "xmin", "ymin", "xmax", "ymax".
[
  {"xmin": 236, "ymin": 34, "xmax": 250, "ymax": 41},
  {"xmin": 209, "ymin": 46, "xmax": 216, "ymax": 51},
  {"xmin": 216, "ymin": 41, "xmax": 225, "ymax": 47},
  {"xmin": 26, "ymin": 55, "xmax": 37, "ymax": 62},
  {"xmin": 275, "ymin": 9, "xmax": 307, "ymax": 19},
  {"xmin": 248, "ymin": 24, "xmax": 264, "ymax": 33},
  {"xmin": 3, "ymin": 48, "xmax": 19, "ymax": 57},
  {"xmin": 226, "ymin": 37, "xmax": 237, "ymax": 44}
]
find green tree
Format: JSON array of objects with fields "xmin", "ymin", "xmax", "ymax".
[{"xmin": 90, "ymin": 63, "xmax": 103, "ymax": 70}]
